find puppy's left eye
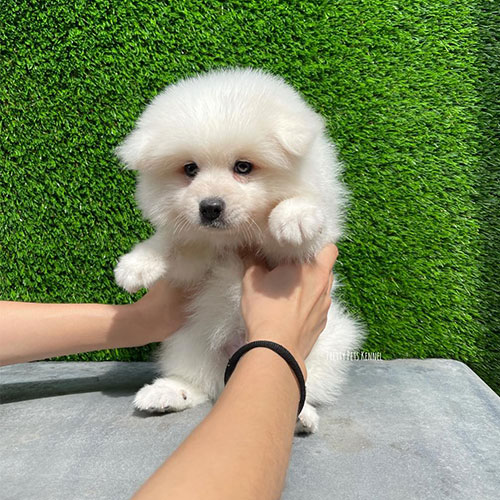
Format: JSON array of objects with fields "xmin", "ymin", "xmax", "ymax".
[
  {"xmin": 184, "ymin": 162, "xmax": 199, "ymax": 178},
  {"xmin": 234, "ymin": 160, "xmax": 253, "ymax": 175}
]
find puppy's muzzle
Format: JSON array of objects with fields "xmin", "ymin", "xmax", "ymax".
[{"xmin": 199, "ymin": 197, "xmax": 225, "ymax": 225}]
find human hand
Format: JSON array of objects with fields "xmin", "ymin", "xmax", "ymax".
[
  {"xmin": 240, "ymin": 245, "xmax": 338, "ymax": 374},
  {"xmin": 129, "ymin": 278, "xmax": 190, "ymax": 345}
]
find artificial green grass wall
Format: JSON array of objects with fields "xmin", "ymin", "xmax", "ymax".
[{"xmin": 1, "ymin": 1, "xmax": 498, "ymax": 390}]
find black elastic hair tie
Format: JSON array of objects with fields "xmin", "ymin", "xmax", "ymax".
[{"xmin": 224, "ymin": 340, "xmax": 306, "ymax": 416}]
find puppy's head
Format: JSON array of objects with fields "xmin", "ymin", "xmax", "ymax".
[{"xmin": 116, "ymin": 68, "xmax": 324, "ymax": 248}]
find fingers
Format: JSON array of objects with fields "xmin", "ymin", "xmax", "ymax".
[{"xmin": 242, "ymin": 244, "xmax": 337, "ymax": 292}]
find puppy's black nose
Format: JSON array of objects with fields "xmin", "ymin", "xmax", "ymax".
[{"xmin": 199, "ymin": 197, "xmax": 225, "ymax": 223}]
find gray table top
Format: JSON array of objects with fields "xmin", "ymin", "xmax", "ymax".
[{"xmin": 1, "ymin": 360, "xmax": 499, "ymax": 500}]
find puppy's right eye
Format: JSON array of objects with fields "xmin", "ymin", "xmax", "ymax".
[{"xmin": 184, "ymin": 162, "xmax": 199, "ymax": 178}]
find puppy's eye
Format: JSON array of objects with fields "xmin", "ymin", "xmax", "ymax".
[
  {"xmin": 184, "ymin": 162, "xmax": 199, "ymax": 178},
  {"xmin": 234, "ymin": 160, "xmax": 253, "ymax": 175}
]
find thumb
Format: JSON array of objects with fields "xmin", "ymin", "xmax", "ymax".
[
  {"xmin": 315, "ymin": 244, "xmax": 339, "ymax": 271},
  {"xmin": 241, "ymin": 253, "xmax": 258, "ymax": 271},
  {"xmin": 241, "ymin": 255, "xmax": 268, "ymax": 287},
  {"xmin": 240, "ymin": 250, "xmax": 268, "ymax": 272}
]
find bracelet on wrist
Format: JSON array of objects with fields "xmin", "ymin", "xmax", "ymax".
[{"xmin": 224, "ymin": 340, "xmax": 306, "ymax": 416}]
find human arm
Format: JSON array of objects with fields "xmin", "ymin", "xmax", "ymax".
[
  {"xmin": 132, "ymin": 244, "xmax": 338, "ymax": 500},
  {"xmin": 0, "ymin": 279, "xmax": 188, "ymax": 366}
]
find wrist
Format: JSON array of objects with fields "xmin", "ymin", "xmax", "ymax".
[
  {"xmin": 108, "ymin": 303, "xmax": 150, "ymax": 347},
  {"xmin": 244, "ymin": 330, "xmax": 307, "ymax": 381},
  {"xmin": 236, "ymin": 347, "xmax": 303, "ymax": 401}
]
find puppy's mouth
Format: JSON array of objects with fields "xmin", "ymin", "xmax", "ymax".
[{"xmin": 199, "ymin": 219, "xmax": 230, "ymax": 230}]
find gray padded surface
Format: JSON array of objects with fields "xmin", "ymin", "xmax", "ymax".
[{"xmin": 1, "ymin": 360, "xmax": 499, "ymax": 499}]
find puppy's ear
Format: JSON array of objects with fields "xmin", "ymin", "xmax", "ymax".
[
  {"xmin": 274, "ymin": 112, "xmax": 324, "ymax": 157},
  {"xmin": 114, "ymin": 127, "xmax": 151, "ymax": 170}
]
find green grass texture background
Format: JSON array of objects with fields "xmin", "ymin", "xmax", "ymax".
[{"xmin": 1, "ymin": 1, "xmax": 498, "ymax": 391}]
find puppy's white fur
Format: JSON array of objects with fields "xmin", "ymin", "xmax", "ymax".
[{"xmin": 114, "ymin": 68, "xmax": 362, "ymax": 433}]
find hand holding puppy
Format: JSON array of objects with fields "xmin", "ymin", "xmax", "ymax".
[{"xmin": 241, "ymin": 244, "xmax": 338, "ymax": 375}]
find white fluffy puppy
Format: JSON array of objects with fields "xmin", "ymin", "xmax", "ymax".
[{"xmin": 114, "ymin": 68, "xmax": 362, "ymax": 433}]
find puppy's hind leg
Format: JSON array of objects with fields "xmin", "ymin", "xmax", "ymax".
[
  {"xmin": 134, "ymin": 376, "xmax": 209, "ymax": 414},
  {"xmin": 295, "ymin": 401, "xmax": 319, "ymax": 435}
]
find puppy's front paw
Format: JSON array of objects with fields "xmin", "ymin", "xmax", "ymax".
[
  {"xmin": 134, "ymin": 378, "xmax": 208, "ymax": 413},
  {"xmin": 269, "ymin": 198, "xmax": 324, "ymax": 246},
  {"xmin": 114, "ymin": 250, "xmax": 167, "ymax": 293}
]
